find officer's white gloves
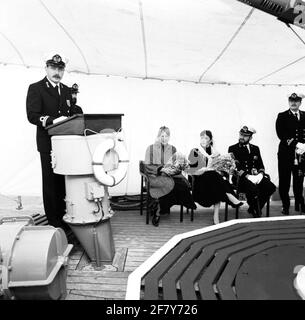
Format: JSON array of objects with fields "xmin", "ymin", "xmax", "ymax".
[
  {"xmin": 247, "ymin": 173, "xmax": 263, "ymax": 185},
  {"xmin": 246, "ymin": 175, "xmax": 256, "ymax": 184},
  {"xmin": 53, "ymin": 116, "xmax": 68, "ymax": 124},
  {"xmin": 257, "ymin": 173, "xmax": 264, "ymax": 184},
  {"xmin": 296, "ymin": 142, "xmax": 305, "ymax": 155}
]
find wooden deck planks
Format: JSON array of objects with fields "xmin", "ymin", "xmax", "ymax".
[
  {"xmin": 0, "ymin": 197, "xmax": 288, "ymax": 299},
  {"xmin": 65, "ymin": 201, "xmax": 289, "ymax": 299},
  {"xmin": 67, "ymin": 270, "xmax": 131, "ymax": 278},
  {"xmin": 67, "ymin": 276, "xmax": 128, "ymax": 285},
  {"xmin": 67, "ymin": 290, "xmax": 126, "ymax": 299},
  {"xmin": 65, "ymin": 207, "xmax": 223, "ymax": 298}
]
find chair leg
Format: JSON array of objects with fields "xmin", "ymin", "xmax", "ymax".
[
  {"xmin": 266, "ymin": 197, "xmax": 270, "ymax": 217},
  {"xmin": 224, "ymin": 202, "xmax": 228, "ymax": 221},
  {"xmin": 235, "ymin": 207, "xmax": 239, "ymax": 219},
  {"xmin": 180, "ymin": 205, "xmax": 183, "ymax": 222},
  {"xmin": 191, "ymin": 208, "xmax": 194, "ymax": 222},
  {"xmin": 256, "ymin": 198, "xmax": 262, "ymax": 217},
  {"xmin": 140, "ymin": 176, "xmax": 144, "ymax": 216},
  {"xmin": 146, "ymin": 190, "xmax": 150, "ymax": 225}
]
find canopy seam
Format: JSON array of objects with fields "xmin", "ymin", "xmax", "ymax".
[
  {"xmin": 198, "ymin": 8, "xmax": 255, "ymax": 83},
  {"xmin": 254, "ymin": 24, "xmax": 305, "ymax": 83},
  {"xmin": 0, "ymin": 31, "xmax": 26, "ymax": 66},
  {"xmin": 39, "ymin": 0, "xmax": 90, "ymax": 74},
  {"xmin": 139, "ymin": 0, "xmax": 148, "ymax": 79}
]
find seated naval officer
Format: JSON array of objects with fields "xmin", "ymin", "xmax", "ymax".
[
  {"xmin": 276, "ymin": 93, "xmax": 305, "ymax": 215},
  {"xmin": 228, "ymin": 126, "xmax": 276, "ymax": 217},
  {"xmin": 26, "ymin": 53, "xmax": 83, "ymax": 231}
]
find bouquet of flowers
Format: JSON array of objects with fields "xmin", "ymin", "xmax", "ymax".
[
  {"xmin": 161, "ymin": 152, "xmax": 190, "ymax": 176},
  {"xmin": 208, "ymin": 153, "xmax": 236, "ymax": 175}
]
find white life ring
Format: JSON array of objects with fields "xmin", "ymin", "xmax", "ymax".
[{"xmin": 92, "ymin": 138, "xmax": 129, "ymax": 186}]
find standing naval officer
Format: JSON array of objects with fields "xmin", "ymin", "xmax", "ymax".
[
  {"xmin": 228, "ymin": 126, "xmax": 276, "ymax": 217},
  {"xmin": 70, "ymin": 83, "xmax": 83, "ymax": 115},
  {"xmin": 26, "ymin": 54, "xmax": 83, "ymax": 229},
  {"xmin": 276, "ymin": 93, "xmax": 305, "ymax": 215}
]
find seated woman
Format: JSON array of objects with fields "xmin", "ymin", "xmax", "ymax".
[
  {"xmin": 144, "ymin": 126, "xmax": 196, "ymax": 227},
  {"xmin": 188, "ymin": 130, "xmax": 243, "ymax": 224},
  {"xmin": 145, "ymin": 126, "xmax": 177, "ymax": 165}
]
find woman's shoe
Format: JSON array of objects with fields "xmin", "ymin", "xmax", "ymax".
[
  {"xmin": 228, "ymin": 200, "xmax": 244, "ymax": 208},
  {"xmin": 152, "ymin": 215, "xmax": 160, "ymax": 227}
]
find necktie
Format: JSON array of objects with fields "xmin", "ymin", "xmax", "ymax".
[
  {"xmin": 55, "ymin": 85, "xmax": 60, "ymax": 97},
  {"xmin": 294, "ymin": 112, "xmax": 299, "ymax": 121}
]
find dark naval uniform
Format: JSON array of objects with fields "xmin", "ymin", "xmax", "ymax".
[
  {"xmin": 228, "ymin": 143, "xmax": 276, "ymax": 217},
  {"xmin": 26, "ymin": 76, "xmax": 83, "ymax": 227},
  {"xmin": 276, "ymin": 109, "xmax": 305, "ymax": 211}
]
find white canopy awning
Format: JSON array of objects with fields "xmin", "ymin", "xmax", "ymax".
[{"xmin": 1, "ymin": 0, "xmax": 305, "ymax": 85}]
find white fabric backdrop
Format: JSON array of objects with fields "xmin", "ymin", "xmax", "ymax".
[
  {"xmin": 1, "ymin": 0, "xmax": 305, "ymax": 197},
  {"xmin": 0, "ymin": 64, "xmax": 297, "ymax": 197}
]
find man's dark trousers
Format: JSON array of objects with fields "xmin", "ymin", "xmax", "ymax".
[
  {"xmin": 40, "ymin": 152, "xmax": 66, "ymax": 227},
  {"xmin": 278, "ymin": 152, "xmax": 304, "ymax": 209},
  {"xmin": 238, "ymin": 176, "xmax": 276, "ymax": 215}
]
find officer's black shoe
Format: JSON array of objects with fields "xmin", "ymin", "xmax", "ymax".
[
  {"xmin": 253, "ymin": 211, "xmax": 260, "ymax": 218},
  {"xmin": 248, "ymin": 207, "xmax": 254, "ymax": 215},
  {"xmin": 256, "ymin": 209, "xmax": 263, "ymax": 218},
  {"xmin": 281, "ymin": 208, "xmax": 289, "ymax": 215},
  {"xmin": 248, "ymin": 207, "xmax": 259, "ymax": 218}
]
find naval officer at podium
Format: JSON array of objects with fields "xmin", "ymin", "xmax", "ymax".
[{"xmin": 26, "ymin": 53, "xmax": 83, "ymax": 229}]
